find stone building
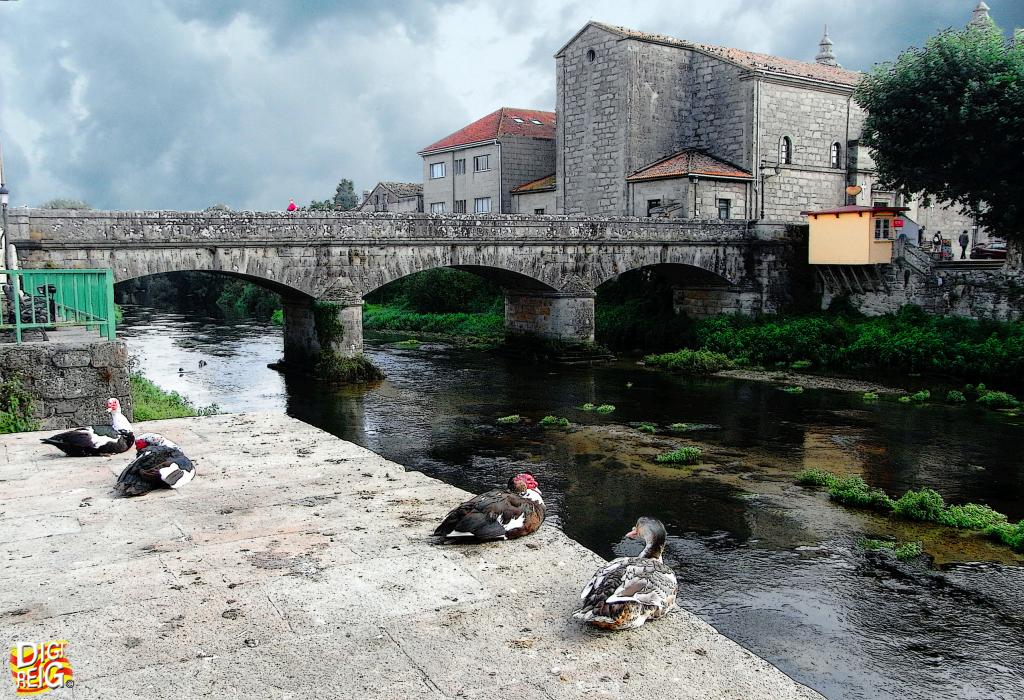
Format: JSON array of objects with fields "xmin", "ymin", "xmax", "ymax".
[
  {"xmin": 510, "ymin": 174, "xmax": 556, "ymax": 214},
  {"xmin": 554, "ymin": 21, "xmax": 864, "ymax": 222},
  {"xmin": 624, "ymin": 149, "xmax": 752, "ymax": 218},
  {"xmin": 418, "ymin": 107, "xmax": 556, "ymax": 214},
  {"xmin": 357, "ymin": 182, "xmax": 423, "ymax": 213}
]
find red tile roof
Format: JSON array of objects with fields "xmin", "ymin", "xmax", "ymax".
[
  {"xmin": 802, "ymin": 205, "xmax": 909, "ymax": 216},
  {"xmin": 627, "ymin": 149, "xmax": 752, "ymax": 182},
  {"xmin": 570, "ymin": 22, "xmax": 860, "ymax": 87},
  {"xmin": 511, "ymin": 173, "xmax": 556, "ymax": 193},
  {"xmin": 419, "ymin": 108, "xmax": 556, "ymax": 154}
]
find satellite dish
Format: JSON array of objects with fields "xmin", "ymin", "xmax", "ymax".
[{"xmin": 846, "ymin": 185, "xmax": 863, "ymax": 197}]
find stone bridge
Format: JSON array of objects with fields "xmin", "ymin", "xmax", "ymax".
[{"xmin": 7, "ymin": 209, "xmax": 802, "ymax": 364}]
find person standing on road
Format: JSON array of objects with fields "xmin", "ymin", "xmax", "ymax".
[{"xmin": 958, "ymin": 231, "xmax": 970, "ymax": 259}]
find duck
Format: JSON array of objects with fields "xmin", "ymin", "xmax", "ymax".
[
  {"xmin": 40, "ymin": 398, "xmax": 134, "ymax": 457},
  {"xmin": 572, "ymin": 516, "xmax": 678, "ymax": 630},
  {"xmin": 433, "ymin": 472, "xmax": 545, "ymax": 541},
  {"xmin": 112, "ymin": 432, "xmax": 195, "ymax": 497}
]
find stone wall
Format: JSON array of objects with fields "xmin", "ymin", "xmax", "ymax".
[
  {"xmin": 500, "ymin": 135, "xmax": 556, "ymax": 214},
  {"xmin": 0, "ymin": 339, "xmax": 132, "ymax": 430}
]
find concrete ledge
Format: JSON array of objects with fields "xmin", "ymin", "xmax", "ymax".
[{"xmin": 0, "ymin": 413, "xmax": 821, "ymax": 699}]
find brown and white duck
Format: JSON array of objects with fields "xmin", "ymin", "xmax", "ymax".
[
  {"xmin": 113, "ymin": 433, "xmax": 195, "ymax": 497},
  {"xmin": 572, "ymin": 516, "xmax": 678, "ymax": 630},
  {"xmin": 40, "ymin": 398, "xmax": 134, "ymax": 457},
  {"xmin": 433, "ymin": 472, "xmax": 545, "ymax": 541}
]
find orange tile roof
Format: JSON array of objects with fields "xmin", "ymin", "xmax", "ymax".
[
  {"xmin": 627, "ymin": 149, "xmax": 752, "ymax": 182},
  {"xmin": 419, "ymin": 108, "xmax": 556, "ymax": 154},
  {"xmin": 511, "ymin": 173, "xmax": 556, "ymax": 193},
  {"xmin": 580, "ymin": 22, "xmax": 861, "ymax": 87}
]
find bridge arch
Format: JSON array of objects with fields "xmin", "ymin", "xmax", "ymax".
[
  {"xmin": 352, "ymin": 256, "xmax": 560, "ymax": 298},
  {"xmin": 116, "ymin": 269, "xmax": 315, "ymax": 301},
  {"xmin": 590, "ymin": 248, "xmax": 746, "ymax": 290}
]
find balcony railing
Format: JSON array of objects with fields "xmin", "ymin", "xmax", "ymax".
[{"xmin": 1, "ymin": 268, "xmax": 117, "ymax": 343}]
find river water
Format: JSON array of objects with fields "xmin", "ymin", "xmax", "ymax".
[{"xmin": 120, "ymin": 305, "xmax": 1024, "ymax": 700}]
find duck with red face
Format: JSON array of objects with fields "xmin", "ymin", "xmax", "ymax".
[
  {"xmin": 40, "ymin": 398, "xmax": 134, "ymax": 457},
  {"xmin": 113, "ymin": 432, "xmax": 195, "ymax": 497},
  {"xmin": 433, "ymin": 472, "xmax": 545, "ymax": 542}
]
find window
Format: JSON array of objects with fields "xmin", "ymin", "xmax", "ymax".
[
  {"xmin": 454, "ymin": 159, "xmax": 466, "ymax": 175},
  {"xmin": 453, "ymin": 200, "xmax": 467, "ymax": 213},
  {"xmin": 873, "ymin": 200, "xmax": 888, "ymax": 208},
  {"xmin": 874, "ymin": 217, "xmax": 892, "ymax": 240},
  {"xmin": 586, "ymin": 49, "xmax": 596, "ymax": 62},
  {"xmin": 474, "ymin": 154, "xmax": 490, "ymax": 172},
  {"xmin": 534, "ymin": 208, "xmax": 545, "ymax": 215},
  {"xmin": 646, "ymin": 199, "xmax": 661, "ymax": 217},
  {"xmin": 512, "ymin": 117, "xmax": 525, "ymax": 123},
  {"xmin": 430, "ymin": 202, "xmax": 445, "ymax": 214},
  {"xmin": 530, "ymin": 119, "xmax": 543, "ymax": 125},
  {"xmin": 717, "ymin": 198, "xmax": 731, "ymax": 220},
  {"xmin": 830, "ymin": 142, "xmax": 842, "ymax": 169},
  {"xmin": 429, "ymin": 162, "xmax": 445, "ymax": 179},
  {"xmin": 779, "ymin": 136, "xmax": 792, "ymax": 165},
  {"xmin": 474, "ymin": 197, "xmax": 492, "ymax": 213}
]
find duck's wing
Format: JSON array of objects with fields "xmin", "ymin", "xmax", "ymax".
[
  {"xmin": 604, "ymin": 559, "xmax": 677, "ymax": 609},
  {"xmin": 41, "ymin": 426, "xmax": 115, "ymax": 454},
  {"xmin": 433, "ymin": 489, "xmax": 533, "ymax": 539},
  {"xmin": 115, "ymin": 447, "xmax": 194, "ymax": 495}
]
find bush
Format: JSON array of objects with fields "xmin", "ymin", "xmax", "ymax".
[
  {"xmin": 939, "ymin": 502, "xmax": 1007, "ymax": 529},
  {"xmin": 580, "ymin": 403, "xmax": 596, "ymax": 411},
  {"xmin": 0, "ymin": 375, "xmax": 38, "ymax": 434},
  {"xmin": 271, "ymin": 309, "xmax": 284, "ymax": 326},
  {"xmin": 315, "ymin": 352, "xmax": 385, "ymax": 384},
  {"xmin": 862, "ymin": 392, "xmax": 879, "ymax": 401},
  {"xmin": 655, "ymin": 446, "xmax": 702, "ymax": 465},
  {"xmin": 976, "ymin": 390, "xmax": 1020, "ymax": 409},
  {"xmin": 861, "ymin": 539, "xmax": 923, "ymax": 561},
  {"xmin": 642, "ymin": 349, "xmax": 733, "ymax": 374},
  {"xmin": 790, "ymin": 359, "xmax": 813, "ymax": 370},
  {"xmin": 363, "ymin": 304, "xmax": 503, "ymax": 339},
  {"xmin": 828, "ymin": 476, "xmax": 895, "ymax": 512},
  {"xmin": 636, "ymin": 422, "xmax": 657, "ymax": 434},
  {"xmin": 782, "ymin": 386, "xmax": 805, "ymax": 394},
  {"xmin": 796, "ymin": 468, "xmax": 838, "ymax": 488},
  {"xmin": 892, "ymin": 488, "xmax": 946, "ymax": 522},
  {"xmin": 497, "ymin": 414, "xmax": 521, "ymax": 424},
  {"xmin": 986, "ymin": 521, "xmax": 1024, "ymax": 551},
  {"xmin": 595, "ymin": 404, "xmax": 616, "ymax": 414},
  {"xmin": 539, "ymin": 415, "xmax": 570, "ymax": 428},
  {"xmin": 130, "ymin": 373, "xmax": 219, "ymax": 420},
  {"xmin": 945, "ymin": 389, "xmax": 967, "ymax": 403}
]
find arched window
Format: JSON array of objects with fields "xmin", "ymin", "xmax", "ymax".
[
  {"xmin": 779, "ymin": 136, "xmax": 792, "ymax": 165},
  {"xmin": 830, "ymin": 141, "xmax": 842, "ymax": 169}
]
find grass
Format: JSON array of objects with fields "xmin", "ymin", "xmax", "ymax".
[
  {"xmin": 862, "ymin": 391, "xmax": 879, "ymax": 401},
  {"xmin": 496, "ymin": 414, "xmax": 521, "ymax": 424},
  {"xmin": 636, "ymin": 422, "xmax": 657, "ymax": 434},
  {"xmin": 975, "ymin": 389, "xmax": 1020, "ymax": 409},
  {"xmin": 315, "ymin": 352, "xmax": 386, "ymax": 384},
  {"xmin": 363, "ymin": 303, "xmax": 503, "ymax": 339},
  {"xmin": 860, "ymin": 539, "xmax": 923, "ymax": 561},
  {"xmin": 393, "ymin": 339, "xmax": 422, "ymax": 348},
  {"xmin": 130, "ymin": 373, "xmax": 219, "ymax": 421},
  {"xmin": 580, "ymin": 403, "xmax": 596, "ymax": 411},
  {"xmin": 595, "ymin": 404, "xmax": 616, "ymax": 414},
  {"xmin": 0, "ymin": 375, "xmax": 38, "ymax": 434},
  {"xmin": 539, "ymin": 415, "xmax": 570, "ymax": 428},
  {"xmin": 790, "ymin": 359, "xmax": 813, "ymax": 370},
  {"xmin": 642, "ymin": 348, "xmax": 733, "ymax": 374},
  {"xmin": 782, "ymin": 385, "xmax": 805, "ymax": 394},
  {"xmin": 655, "ymin": 446, "xmax": 702, "ymax": 465},
  {"xmin": 945, "ymin": 389, "xmax": 967, "ymax": 403},
  {"xmin": 898, "ymin": 389, "xmax": 930, "ymax": 404},
  {"xmin": 797, "ymin": 468, "xmax": 1024, "ymax": 552}
]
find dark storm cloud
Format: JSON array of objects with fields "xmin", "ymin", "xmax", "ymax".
[{"xmin": 1, "ymin": 0, "xmax": 1021, "ymax": 211}]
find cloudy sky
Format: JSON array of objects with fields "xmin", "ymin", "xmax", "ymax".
[{"xmin": 1, "ymin": 0, "xmax": 1021, "ymax": 211}]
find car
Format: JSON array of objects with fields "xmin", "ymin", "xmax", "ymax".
[{"xmin": 970, "ymin": 241, "xmax": 1008, "ymax": 260}]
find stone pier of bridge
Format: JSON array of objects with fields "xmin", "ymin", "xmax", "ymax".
[{"xmin": 7, "ymin": 209, "xmax": 803, "ymax": 369}]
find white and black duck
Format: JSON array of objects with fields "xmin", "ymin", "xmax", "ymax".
[
  {"xmin": 113, "ymin": 432, "xmax": 195, "ymax": 497},
  {"xmin": 572, "ymin": 516, "xmax": 678, "ymax": 630},
  {"xmin": 40, "ymin": 398, "xmax": 134, "ymax": 456},
  {"xmin": 433, "ymin": 472, "xmax": 545, "ymax": 541}
]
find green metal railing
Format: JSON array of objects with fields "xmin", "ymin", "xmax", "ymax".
[{"xmin": 1, "ymin": 269, "xmax": 117, "ymax": 342}]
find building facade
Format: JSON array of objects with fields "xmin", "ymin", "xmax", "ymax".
[
  {"xmin": 357, "ymin": 182, "xmax": 423, "ymax": 213},
  {"xmin": 510, "ymin": 174, "xmax": 556, "ymax": 214},
  {"xmin": 418, "ymin": 108, "xmax": 556, "ymax": 214},
  {"xmin": 554, "ymin": 22, "xmax": 864, "ymax": 222}
]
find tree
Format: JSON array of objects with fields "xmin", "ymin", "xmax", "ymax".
[
  {"xmin": 855, "ymin": 21, "xmax": 1024, "ymax": 241},
  {"xmin": 38, "ymin": 198, "xmax": 91, "ymax": 210},
  {"xmin": 332, "ymin": 178, "xmax": 358, "ymax": 210}
]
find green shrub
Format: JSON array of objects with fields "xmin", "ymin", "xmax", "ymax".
[
  {"xmin": 796, "ymin": 468, "xmax": 839, "ymax": 488},
  {"xmin": 782, "ymin": 386, "xmax": 805, "ymax": 394},
  {"xmin": 668, "ymin": 423, "xmax": 691, "ymax": 432},
  {"xmin": 655, "ymin": 447, "xmax": 702, "ymax": 465},
  {"xmin": 0, "ymin": 375, "xmax": 38, "ymax": 434},
  {"xmin": 362, "ymin": 304, "xmax": 503, "ymax": 339},
  {"xmin": 595, "ymin": 404, "xmax": 616, "ymax": 414},
  {"xmin": 939, "ymin": 503, "xmax": 1007, "ymax": 529},
  {"xmin": 539, "ymin": 415, "xmax": 570, "ymax": 428},
  {"xmin": 642, "ymin": 349, "xmax": 733, "ymax": 374},
  {"xmin": 315, "ymin": 352, "xmax": 385, "ymax": 384},
  {"xmin": 636, "ymin": 422, "xmax": 657, "ymax": 434},
  {"xmin": 393, "ymin": 339, "xmax": 422, "ymax": 348},
  {"xmin": 892, "ymin": 488, "xmax": 946, "ymax": 522},
  {"xmin": 271, "ymin": 309, "xmax": 284, "ymax": 326},
  {"xmin": 862, "ymin": 392, "xmax": 879, "ymax": 401},
  {"xmin": 986, "ymin": 521, "xmax": 1024, "ymax": 551},
  {"xmin": 790, "ymin": 359, "xmax": 813, "ymax": 370},
  {"xmin": 828, "ymin": 476, "xmax": 894, "ymax": 512},
  {"xmin": 580, "ymin": 403, "xmax": 596, "ymax": 411},
  {"xmin": 945, "ymin": 389, "xmax": 967, "ymax": 403},
  {"xmin": 976, "ymin": 390, "xmax": 1020, "ymax": 409},
  {"xmin": 496, "ymin": 414, "xmax": 521, "ymax": 424},
  {"xmin": 130, "ymin": 373, "xmax": 219, "ymax": 421},
  {"xmin": 860, "ymin": 538, "xmax": 922, "ymax": 561}
]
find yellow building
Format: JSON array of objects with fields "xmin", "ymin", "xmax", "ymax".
[{"xmin": 804, "ymin": 205, "xmax": 909, "ymax": 265}]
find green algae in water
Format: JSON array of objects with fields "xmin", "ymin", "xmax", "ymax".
[
  {"xmin": 636, "ymin": 422, "xmax": 657, "ymax": 434},
  {"xmin": 595, "ymin": 404, "xmax": 616, "ymax": 414},
  {"xmin": 862, "ymin": 392, "xmax": 879, "ymax": 401},
  {"xmin": 860, "ymin": 539, "xmax": 923, "ymax": 561},
  {"xmin": 655, "ymin": 446, "xmax": 702, "ymax": 466},
  {"xmin": 540, "ymin": 415, "xmax": 570, "ymax": 428},
  {"xmin": 496, "ymin": 414, "xmax": 521, "ymax": 424},
  {"xmin": 782, "ymin": 386, "xmax": 805, "ymax": 394}
]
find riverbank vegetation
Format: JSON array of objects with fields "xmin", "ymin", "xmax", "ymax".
[
  {"xmin": 0, "ymin": 376, "xmax": 38, "ymax": 434},
  {"xmin": 130, "ymin": 373, "xmax": 218, "ymax": 420},
  {"xmin": 655, "ymin": 446, "xmax": 702, "ymax": 466},
  {"xmin": 796, "ymin": 468, "xmax": 1024, "ymax": 552}
]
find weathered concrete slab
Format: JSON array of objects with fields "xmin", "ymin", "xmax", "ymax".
[{"xmin": 0, "ymin": 412, "xmax": 822, "ymax": 699}]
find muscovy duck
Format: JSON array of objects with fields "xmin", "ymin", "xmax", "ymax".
[
  {"xmin": 40, "ymin": 398, "xmax": 134, "ymax": 456},
  {"xmin": 113, "ymin": 433, "xmax": 195, "ymax": 497},
  {"xmin": 572, "ymin": 516, "xmax": 678, "ymax": 630},
  {"xmin": 433, "ymin": 472, "xmax": 545, "ymax": 541}
]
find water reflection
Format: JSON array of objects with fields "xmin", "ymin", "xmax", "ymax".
[{"xmin": 120, "ymin": 306, "xmax": 1024, "ymax": 700}]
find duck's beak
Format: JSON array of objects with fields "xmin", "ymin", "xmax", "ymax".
[{"xmin": 625, "ymin": 526, "xmax": 640, "ymax": 539}]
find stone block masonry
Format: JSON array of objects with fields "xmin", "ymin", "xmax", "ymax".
[
  {"xmin": 0, "ymin": 338, "xmax": 132, "ymax": 429},
  {"xmin": 0, "ymin": 412, "xmax": 823, "ymax": 699}
]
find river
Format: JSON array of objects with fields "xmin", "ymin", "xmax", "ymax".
[{"xmin": 120, "ymin": 305, "xmax": 1024, "ymax": 700}]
